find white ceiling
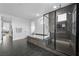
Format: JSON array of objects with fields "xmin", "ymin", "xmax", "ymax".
[{"xmin": 0, "ymin": 3, "xmax": 71, "ymax": 20}]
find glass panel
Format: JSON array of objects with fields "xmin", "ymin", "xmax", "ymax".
[
  {"xmin": 56, "ymin": 13, "xmax": 72, "ymax": 55},
  {"xmin": 30, "ymin": 17, "xmax": 44, "ymax": 40},
  {"xmin": 56, "ymin": 7, "xmax": 76, "ymax": 55},
  {"xmin": 43, "ymin": 14, "xmax": 50, "ymax": 45}
]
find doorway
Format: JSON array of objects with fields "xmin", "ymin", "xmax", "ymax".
[{"xmin": 1, "ymin": 19, "xmax": 13, "ymax": 50}]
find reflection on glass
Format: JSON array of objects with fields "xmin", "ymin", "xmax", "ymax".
[{"xmin": 31, "ymin": 22, "xmax": 35, "ymax": 34}]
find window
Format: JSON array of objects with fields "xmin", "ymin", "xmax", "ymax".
[{"xmin": 57, "ymin": 13, "xmax": 67, "ymax": 22}]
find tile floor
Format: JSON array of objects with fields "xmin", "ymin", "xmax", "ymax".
[{"xmin": 0, "ymin": 39, "xmax": 57, "ymax": 56}]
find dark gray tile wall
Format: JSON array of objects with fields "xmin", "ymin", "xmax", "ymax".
[{"xmin": 48, "ymin": 4, "xmax": 76, "ymax": 55}]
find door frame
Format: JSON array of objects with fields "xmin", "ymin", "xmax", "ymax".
[{"xmin": 1, "ymin": 16, "xmax": 13, "ymax": 45}]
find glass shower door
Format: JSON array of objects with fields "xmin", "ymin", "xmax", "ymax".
[{"xmin": 56, "ymin": 13, "xmax": 73, "ymax": 55}]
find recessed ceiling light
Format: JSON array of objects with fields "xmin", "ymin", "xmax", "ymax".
[{"xmin": 53, "ymin": 5, "xmax": 57, "ymax": 9}]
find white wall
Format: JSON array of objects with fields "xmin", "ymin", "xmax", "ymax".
[
  {"xmin": 0, "ymin": 14, "xmax": 31, "ymax": 40},
  {"xmin": 31, "ymin": 17, "xmax": 43, "ymax": 34},
  {"xmin": 12, "ymin": 17, "xmax": 30, "ymax": 40},
  {"xmin": 31, "ymin": 16, "xmax": 49, "ymax": 35}
]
